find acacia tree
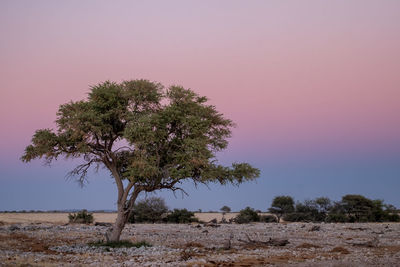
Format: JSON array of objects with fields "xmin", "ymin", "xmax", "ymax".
[
  {"xmin": 21, "ymin": 80, "xmax": 260, "ymax": 242},
  {"xmin": 269, "ymin": 196, "xmax": 295, "ymax": 222}
]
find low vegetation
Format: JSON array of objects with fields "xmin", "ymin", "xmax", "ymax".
[
  {"xmin": 128, "ymin": 197, "xmax": 168, "ymax": 223},
  {"xmin": 127, "ymin": 197, "xmax": 198, "ymax": 224},
  {"xmin": 166, "ymin": 209, "xmax": 198, "ymax": 223},
  {"xmin": 234, "ymin": 207, "xmax": 260, "ymax": 224},
  {"xmin": 68, "ymin": 210, "xmax": 94, "ymax": 224},
  {"xmin": 268, "ymin": 194, "xmax": 400, "ymax": 223}
]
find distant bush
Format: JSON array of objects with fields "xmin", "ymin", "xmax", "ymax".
[
  {"xmin": 234, "ymin": 207, "xmax": 260, "ymax": 224},
  {"xmin": 128, "ymin": 197, "xmax": 168, "ymax": 223},
  {"xmin": 165, "ymin": 209, "xmax": 198, "ymax": 223},
  {"xmin": 260, "ymin": 215, "xmax": 278, "ymax": 223},
  {"xmin": 270, "ymin": 194, "xmax": 400, "ymax": 223},
  {"xmin": 326, "ymin": 213, "xmax": 348, "ymax": 223},
  {"xmin": 68, "ymin": 209, "xmax": 94, "ymax": 224},
  {"xmin": 283, "ymin": 212, "xmax": 314, "ymax": 222}
]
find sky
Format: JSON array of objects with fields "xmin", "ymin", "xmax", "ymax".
[{"xmin": 1, "ymin": 0, "xmax": 399, "ymax": 212}]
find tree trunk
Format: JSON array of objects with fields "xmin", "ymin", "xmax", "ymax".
[
  {"xmin": 108, "ymin": 187, "xmax": 140, "ymax": 242},
  {"xmin": 108, "ymin": 206, "xmax": 129, "ymax": 242}
]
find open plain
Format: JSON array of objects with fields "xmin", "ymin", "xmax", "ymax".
[{"xmin": 1, "ymin": 213, "xmax": 400, "ymax": 266}]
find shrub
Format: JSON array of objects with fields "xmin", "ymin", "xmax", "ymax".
[
  {"xmin": 68, "ymin": 209, "xmax": 94, "ymax": 224},
  {"xmin": 234, "ymin": 207, "xmax": 260, "ymax": 224},
  {"xmin": 165, "ymin": 209, "xmax": 198, "ymax": 223},
  {"xmin": 384, "ymin": 213, "xmax": 400, "ymax": 222},
  {"xmin": 326, "ymin": 213, "xmax": 348, "ymax": 223},
  {"xmin": 283, "ymin": 212, "xmax": 314, "ymax": 222},
  {"xmin": 128, "ymin": 197, "xmax": 168, "ymax": 223},
  {"xmin": 260, "ymin": 215, "xmax": 278, "ymax": 223}
]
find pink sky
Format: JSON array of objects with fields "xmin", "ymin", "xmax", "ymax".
[{"xmin": 1, "ymin": 1, "xmax": 400, "ymax": 210}]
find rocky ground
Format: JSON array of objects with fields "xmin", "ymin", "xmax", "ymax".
[{"xmin": 0, "ymin": 221, "xmax": 399, "ymax": 266}]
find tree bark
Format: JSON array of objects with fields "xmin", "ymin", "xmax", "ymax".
[
  {"xmin": 108, "ymin": 206, "xmax": 129, "ymax": 242},
  {"xmin": 108, "ymin": 187, "xmax": 140, "ymax": 242}
]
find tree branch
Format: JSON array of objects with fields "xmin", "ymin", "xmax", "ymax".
[{"xmin": 65, "ymin": 159, "xmax": 99, "ymax": 187}]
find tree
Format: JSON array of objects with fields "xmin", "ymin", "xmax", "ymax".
[
  {"xmin": 21, "ymin": 80, "xmax": 260, "ymax": 242},
  {"xmin": 284, "ymin": 197, "xmax": 332, "ymax": 222},
  {"xmin": 314, "ymin": 197, "xmax": 332, "ymax": 214},
  {"xmin": 328, "ymin": 195, "xmax": 400, "ymax": 223},
  {"xmin": 128, "ymin": 197, "xmax": 168, "ymax": 223},
  {"xmin": 220, "ymin": 205, "xmax": 231, "ymax": 222},
  {"xmin": 341, "ymin": 194, "xmax": 374, "ymax": 222},
  {"xmin": 220, "ymin": 205, "xmax": 231, "ymax": 215},
  {"xmin": 269, "ymin": 196, "xmax": 294, "ymax": 222}
]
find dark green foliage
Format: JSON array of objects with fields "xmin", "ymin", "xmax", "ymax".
[
  {"xmin": 165, "ymin": 209, "xmax": 198, "ymax": 223},
  {"xmin": 284, "ymin": 199, "xmax": 329, "ymax": 222},
  {"xmin": 68, "ymin": 210, "xmax": 94, "ymax": 224},
  {"xmin": 279, "ymin": 195, "xmax": 399, "ymax": 223},
  {"xmin": 88, "ymin": 240, "xmax": 151, "ymax": 248},
  {"xmin": 128, "ymin": 197, "xmax": 168, "ymax": 223},
  {"xmin": 259, "ymin": 215, "xmax": 278, "ymax": 223},
  {"xmin": 269, "ymin": 196, "xmax": 295, "ymax": 222},
  {"xmin": 283, "ymin": 212, "xmax": 314, "ymax": 222},
  {"xmin": 341, "ymin": 195, "xmax": 374, "ymax": 222},
  {"xmin": 326, "ymin": 212, "xmax": 348, "ymax": 223},
  {"xmin": 335, "ymin": 195, "xmax": 400, "ymax": 222},
  {"xmin": 234, "ymin": 207, "xmax": 260, "ymax": 224}
]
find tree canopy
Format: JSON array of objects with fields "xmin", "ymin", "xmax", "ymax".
[
  {"xmin": 269, "ymin": 195, "xmax": 295, "ymax": 222},
  {"xmin": 21, "ymin": 80, "xmax": 260, "ymax": 241}
]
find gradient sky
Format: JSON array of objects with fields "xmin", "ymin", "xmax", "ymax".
[{"xmin": 1, "ymin": 0, "xmax": 399, "ymax": 211}]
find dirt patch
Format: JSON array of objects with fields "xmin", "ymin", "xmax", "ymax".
[
  {"xmin": 296, "ymin": 242, "xmax": 321, "ymax": 249},
  {"xmin": 0, "ymin": 232, "xmax": 76, "ymax": 254},
  {"xmin": 371, "ymin": 245, "xmax": 400, "ymax": 257},
  {"xmin": 185, "ymin": 241, "xmax": 205, "ymax": 248},
  {"xmin": 330, "ymin": 246, "xmax": 350, "ymax": 254},
  {"xmin": 0, "ymin": 233, "xmax": 57, "ymax": 254}
]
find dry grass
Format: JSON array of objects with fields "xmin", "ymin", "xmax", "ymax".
[
  {"xmin": 0, "ymin": 212, "xmax": 117, "ymax": 224},
  {"xmin": 0, "ymin": 212, "xmax": 274, "ymax": 224}
]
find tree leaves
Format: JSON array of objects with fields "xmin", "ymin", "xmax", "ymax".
[{"xmin": 22, "ymin": 79, "xmax": 260, "ymax": 189}]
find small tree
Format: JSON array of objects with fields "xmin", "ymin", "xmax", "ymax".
[
  {"xmin": 220, "ymin": 205, "xmax": 231, "ymax": 223},
  {"xmin": 220, "ymin": 205, "xmax": 231, "ymax": 214},
  {"xmin": 128, "ymin": 197, "xmax": 168, "ymax": 223},
  {"xmin": 269, "ymin": 196, "xmax": 294, "ymax": 222},
  {"xmin": 21, "ymin": 80, "xmax": 260, "ymax": 241}
]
